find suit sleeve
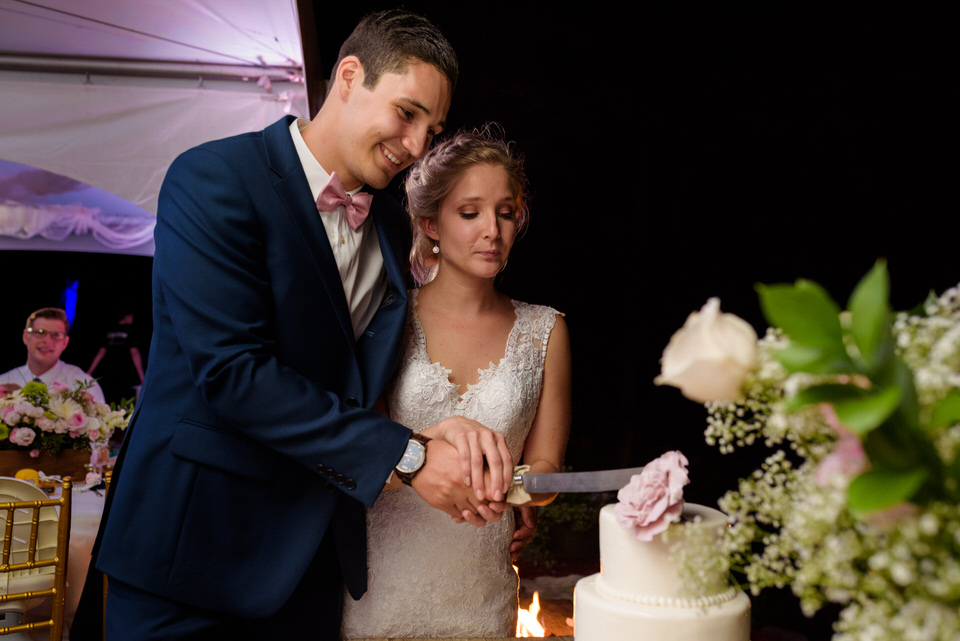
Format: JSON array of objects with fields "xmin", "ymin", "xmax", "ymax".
[{"xmin": 154, "ymin": 144, "xmax": 410, "ymax": 506}]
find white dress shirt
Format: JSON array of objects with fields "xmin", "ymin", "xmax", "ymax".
[
  {"xmin": 290, "ymin": 119, "xmax": 389, "ymax": 339},
  {"xmin": 0, "ymin": 360, "xmax": 106, "ymax": 403}
]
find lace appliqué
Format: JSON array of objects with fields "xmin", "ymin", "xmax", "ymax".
[{"xmin": 341, "ymin": 292, "xmax": 559, "ymax": 639}]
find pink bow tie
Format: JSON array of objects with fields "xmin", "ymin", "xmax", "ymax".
[{"xmin": 316, "ymin": 172, "xmax": 373, "ymax": 231}]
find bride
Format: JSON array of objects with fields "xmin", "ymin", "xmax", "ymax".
[{"xmin": 340, "ymin": 127, "xmax": 571, "ymax": 638}]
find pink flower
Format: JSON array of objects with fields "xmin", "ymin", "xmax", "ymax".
[
  {"xmin": 615, "ymin": 451, "xmax": 690, "ymax": 541},
  {"xmin": 9, "ymin": 427, "xmax": 37, "ymax": 446},
  {"xmin": 69, "ymin": 412, "xmax": 87, "ymax": 428},
  {"xmin": 815, "ymin": 436, "xmax": 869, "ymax": 486},
  {"xmin": 81, "ymin": 391, "xmax": 95, "ymax": 402},
  {"xmin": 29, "ymin": 449, "xmax": 40, "ymax": 458},
  {"xmin": 87, "ymin": 427, "xmax": 101, "ymax": 441},
  {"xmin": 864, "ymin": 502, "xmax": 920, "ymax": 529},
  {"xmin": 819, "ymin": 403, "xmax": 858, "ymax": 440},
  {"xmin": 50, "ymin": 381, "xmax": 69, "ymax": 391}
]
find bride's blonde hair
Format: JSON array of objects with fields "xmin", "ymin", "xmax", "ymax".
[{"xmin": 404, "ymin": 124, "xmax": 529, "ymax": 285}]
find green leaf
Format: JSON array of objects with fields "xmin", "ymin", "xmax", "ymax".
[
  {"xmin": 0, "ymin": 425, "xmax": 8, "ymax": 441},
  {"xmin": 785, "ymin": 383, "xmax": 868, "ymax": 412},
  {"xmin": 833, "ymin": 386, "xmax": 902, "ymax": 435},
  {"xmin": 847, "ymin": 468, "xmax": 928, "ymax": 516},
  {"xmin": 772, "ymin": 344, "xmax": 831, "ymax": 373},
  {"xmin": 848, "ymin": 261, "xmax": 891, "ymax": 369},
  {"xmin": 757, "ymin": 280, "xmax": 844, "ymax": 349},
  {"xmin": 928, "ymin": 390, "xmax": 960, "ymax": 431}
]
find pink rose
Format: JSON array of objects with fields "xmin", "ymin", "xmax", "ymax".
[
  {"xmin": 50, "ymin": 381, "xmax": 69, "ymax": 391},
  {"xmin": 815, "ymin": 436, "xmax": 869, "ymax": 486},
  {"xmin": 69, "ymin": 412, "xmax": 87, "ymax": 428},
  {"xmin": 87, "ymin": 427, "xmax": 101, "ymax": 441},
  {"xmin": 29, "ymin": 449, "xmax": 40, "ymax": 458},
  {"xmin": 615, "ymin": 451, "xmax": 690, "ymax": 541},
  {"xmin": 9, "ymin": 427, "xmax": 37, "ymax": 446}
]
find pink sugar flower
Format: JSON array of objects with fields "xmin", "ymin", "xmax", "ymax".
[{"xmin": 615, "ymin": 450, "xmax": 690, "ymax": 541}]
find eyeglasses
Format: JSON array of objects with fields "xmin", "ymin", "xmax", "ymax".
[{"xmin": 25, "ymin": 327, "xmax": 67, "ymax": 341}]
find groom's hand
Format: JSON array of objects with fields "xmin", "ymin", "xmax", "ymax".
[
  {"xmin": 420, "ymin": 417, "xmax": 513, "ymax": 503},
  {"xmin": 410, "ymin": 439, "xmax": 506, "ymax": 526}
]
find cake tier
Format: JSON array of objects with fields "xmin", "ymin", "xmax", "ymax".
[
  {"xmin": 600, "ymin": 503, "xmax": 730, "ymax": 599},
  {"xmin": 574, "ymin": 573, "xmax": 751, "ymax": 641}
]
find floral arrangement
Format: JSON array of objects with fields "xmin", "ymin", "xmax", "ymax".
[
  {"xmin": 615, "ymin": 450, "xmax": 690, "ymax": 541},
  {"xmin": 0, "ymin": 379, "xmax": 128, "ymax": 455},
  {"xmin": 657, "ymin": 261, "xmax": 960, "ymax": 641}
]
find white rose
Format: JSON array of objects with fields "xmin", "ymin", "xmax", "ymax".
[{"xmin": 655, "ymin": 297, "xmax": 758, "ymax": 403}]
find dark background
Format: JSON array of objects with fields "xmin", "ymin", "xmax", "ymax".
[{"xmin": 0, "ymin": 5, "xmax": 956, "ymax": 635}]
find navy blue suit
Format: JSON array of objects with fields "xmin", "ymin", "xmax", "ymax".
[{"xmin": 95, "ymin": 116, "xmax": 412, "ymax": 623}]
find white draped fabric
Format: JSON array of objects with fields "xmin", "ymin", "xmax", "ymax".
[
  {"xmin": 0, "ymin": 76, "xmax": 304, "ymax": 216},
  {"xmin": 0, "ymin": 0, "xmax": 307, "ymax": 254},
  {"xmin": 0, "ymin": 203, "xmax": 156, "ymax": 250}
]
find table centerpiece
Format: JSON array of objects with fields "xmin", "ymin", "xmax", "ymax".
[{"xmin": 0, "ymin": 379, "xmax": 129, "ymax": 478}]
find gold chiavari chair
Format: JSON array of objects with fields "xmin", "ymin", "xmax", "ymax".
[
  {"xmin": 0, "ymin": 476, "xmax": 72, "ymax": 641},
  {"xmin": 101, "ymin": 466, "xmax": 112, "ymax": 641}
]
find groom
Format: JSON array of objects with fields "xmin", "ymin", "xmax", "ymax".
[{"xmin": 93, "ymin": 10, "xmax": 508, "ymax": 639}]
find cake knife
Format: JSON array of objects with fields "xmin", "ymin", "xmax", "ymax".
[{"xmin": 512, "ymin": 466, "xmax": 645, "ymax": 494}]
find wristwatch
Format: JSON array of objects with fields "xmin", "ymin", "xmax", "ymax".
[{"xmin": 394, "ymin": 433, "xmax": 431, "ymax": 486}]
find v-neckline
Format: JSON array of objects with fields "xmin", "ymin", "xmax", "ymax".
[{"xmin": 410, "ymin": 291, "xmax": 520, "ymax": 401}]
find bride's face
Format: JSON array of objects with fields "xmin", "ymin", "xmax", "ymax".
[{"xmin": 426, "ymin": 162, "xmax": 519, "ymax": 280}]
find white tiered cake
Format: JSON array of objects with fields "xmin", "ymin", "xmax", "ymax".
[{"xmin": 574, "ymin": 503, "xmax": 750, "ymax": 641}]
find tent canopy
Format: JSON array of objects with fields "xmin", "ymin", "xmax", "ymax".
[{"xmin": 0, "ymin": 0, "xmax": 310, "ymax": 254}]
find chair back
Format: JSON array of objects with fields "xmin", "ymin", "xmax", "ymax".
[{"xmin": 0, "ymin": 476, "xmax": 72, "ymax": 641}]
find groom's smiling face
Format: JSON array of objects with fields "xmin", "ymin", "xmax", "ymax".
[{"xmin": 336, "ymin": 58, "xmax": 451, "ymax": 191}]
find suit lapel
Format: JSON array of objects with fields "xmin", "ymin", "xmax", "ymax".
[
  {"xmin": 262, "ymin": 117, "xmax": 357, "ymax": 351},
  {"xmin": 260, "ymin": 117, "xmax": 409, "ymax": 404},
  {"xmin": 356, "ymin": 195, "xmax": 409, "ymax": 401}
]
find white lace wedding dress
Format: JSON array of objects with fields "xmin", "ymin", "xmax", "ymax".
[{"xmin": 340, "ymin": 291, "xmax": 559, "ymax": 638}]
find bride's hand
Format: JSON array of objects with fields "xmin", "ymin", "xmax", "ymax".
[{"xmin": 421, "ymin": 416, "xmax": 513, "ymax": 502}]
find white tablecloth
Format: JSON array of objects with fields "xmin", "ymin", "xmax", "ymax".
[{"xmin": 22, "ymin": 485, "xmax": 105, "ymax": 640}]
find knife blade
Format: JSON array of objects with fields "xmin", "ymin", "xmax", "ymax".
[{"xmin": 513, "ymin": 466, "xmax": 645, "ymax": 494}]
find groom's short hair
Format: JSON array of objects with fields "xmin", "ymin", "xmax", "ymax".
[{"xmin": 332, "ymin": 9, "xmax": 458, "ymax": 91}]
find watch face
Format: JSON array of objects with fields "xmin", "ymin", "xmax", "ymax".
[{"xmin": 396, "ymin": 439, "xmax": 426, "ymax": 474}]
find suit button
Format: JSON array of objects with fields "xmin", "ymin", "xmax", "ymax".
[
  {"xmin": 345, "ymin": 397, "xmax": 359, "ymax": 407},
  {"xmin": 335, "ymin": 473, "xmax": 346, "ymax": 485},
  {"xmin": 325, "ymin": 469, "xmax": 336, "ymax": 479},
  {"xmin": 316, "ymin": 463, "xmax": 327, "ymax": 473},
  {"xmin": 345, "ymin": 479, "xmax": 357, "ymax": 491}
]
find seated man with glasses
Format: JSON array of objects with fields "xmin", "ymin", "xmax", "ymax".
[{"xmin": 0, "ymin": 307, "xmax": 105, "ymax": 402}]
